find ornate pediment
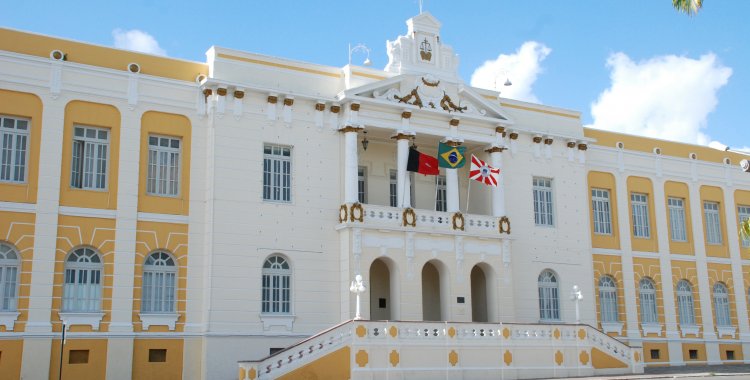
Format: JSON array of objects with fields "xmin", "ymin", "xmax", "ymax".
[{"xmin": 385, "ymin": 12, "xmax": 459, "ymax": 79}]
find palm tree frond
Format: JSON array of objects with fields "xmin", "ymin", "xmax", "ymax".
[
  {"xmin": 740, "ymin": 218, "xmax": 750, "ymax": 241},
  {"xmin": 673, "ymin": 0, "xmax": 703, "ymax": 15}
]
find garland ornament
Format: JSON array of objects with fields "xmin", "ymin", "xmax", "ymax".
[
  {"xmin": 452, "ymin": 212, "xmax": 465, "ymax": 231},
  {"xmin": 339, "ymin": 204, "xmax": 348, "ymax": 223},
  {"xmin": 350, "ymin": 203, "xmax": 364, "ymax": 222},
  {"xmin": 402, "ymin": 208, "xmax": 417, "ymax": 227},
  {"xmin": 499, "ymin": 216, "xmax": 511, "ymax": 234}
]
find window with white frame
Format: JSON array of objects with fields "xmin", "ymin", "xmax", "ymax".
[
  {"xmin": 147, "ymin": 135, "xmax": 181, "ymax": 197},
  {"xmin": 538, "ymin": 270, "xmax": 560, "ymax": 321},
  {"xmin": 599, "ymin": 276, "xmax": 619, "ymax": 323},
  {"xmin": 703, "ymin": 201, "xmax": 722, "ymax": 245},
  {"xmin": 357, "ymin": 166, "xmax": 367, "ymax": 204},
  {"xmin": 141, "ymin": 251, "xmax": 177, "ymax": 313},
  {"xmin": 262, "ymin": 255, "xmax": 291, "ymax": 314},
  {"xmin": 713, "ymin": 282, "xmax": 731, "ymax": 327},
  {"xmin": 436, "ymin": 175, "xmax": 447, "ymax": 212},
  {"xmin": 0, "ymin": 243, "xmax": 20, "ymax": 312},
  {"xmin": 263, "ymin": 144, "xmax": 291, "ymax": 202},
  {"xmin": 389, "ymin": 169, "xmax": 414, "ymax": 208},
  {"xmin": 668, "ymin": 197, "xmax": 687, "ymax": 242},
  {"xmin": 533, "ymin": 177, "xmax": 554, "ymax": 226},
  {"xmin": 639, "ymin": 278, "xmax": 658, "ymax": 324},
  {"xmin": 591, "ymin": 188, "xmax": 612, "ymax": 235},
  {"xmin": 0, "ymin": 116, "xmax": 30, "ymax": 183},
  {"xmin": 631, "ymin": 193, "xmax": 651, "ymax": 238},
  {"xmin": 676, "ymin": 280, "xmax": 696, "ymax": 326},
  {"xmin": 63, "ymin": 248, "xmax": 102, "ymax": 312},
  {"xmin": 71, "ymin": 126, "xmax": 109, "ymax": 190},
  {"xmin": 739, "ymin": 206, "xmax": 750, "ymax": 248}
]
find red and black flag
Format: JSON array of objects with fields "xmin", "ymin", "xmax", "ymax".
[{"xmin": 407, "ymin": 148, "xmax": 439, "ymax": 175}]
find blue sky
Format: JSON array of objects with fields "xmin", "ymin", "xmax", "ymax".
[{"xmin": 3, "ymin": 1, "xmax": 748, "ymax": 150}]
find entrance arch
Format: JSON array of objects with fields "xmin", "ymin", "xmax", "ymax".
[
  {"xmin": 369, "ymin": 258, "xmax": 393, "ymax": 320},
  {"xmin": 471, "ymin": 265, "xmax": 488, "ymax": 322},
  {"xmin": 422, "ymin": 260, "xmax": 448, "ymax": 321}
]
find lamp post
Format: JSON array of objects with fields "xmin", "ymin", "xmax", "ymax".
[
  {"xmin": 348, "ymin": 43, "xmax": 372, "ymax": 66},
  {"xmin": 493, "ymin": 70, "xmax": 513, "ymax": 92},
  {"xmin": 350, "ymin": 274, "xmax": 367, "ymax": 320},
  {"xmin": 570, "ymin": 285, "xmax": 583, "ymax": 324}
]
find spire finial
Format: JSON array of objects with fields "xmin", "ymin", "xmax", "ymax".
[{"xmin": 419, "ymin": 0, "xmax": 423, "ymax": 14}]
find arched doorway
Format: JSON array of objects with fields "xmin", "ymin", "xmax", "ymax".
[
  {"xmin": 471, "ymin": 265, "xmax": 488, "ymax": 322},
  {"xmin": 422, "ymin": 261, "xmax": 443, "ymax": 321},
  {"xmin": 369, "ymin": 258, "xmax": 392, "ymax": 320}
]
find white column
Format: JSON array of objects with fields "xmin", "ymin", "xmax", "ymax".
[
  {"xmin": 652, "ymin": 178, "xmax": 684, "ymax": 365},
  {"xmin": 395, "ymin": 133, "xmax": 413, "ymax": 208},
  {"xmin": 687, "ymin": 182, "xmax": 721, "ymax": 364},
  {"xmin": 341, "ymin": 125, "xmax": 362, "ymax": 204},
  {"xmin": 722, "ymin": 188, "xmax": 750, "ymax": 360},
  {"xmin": 487, "ymin": 147, "xmax": 505, "ymax": 217},
  {"xmin": 613, "ymin": 173, "xmax": 640, "ymax": 339}
]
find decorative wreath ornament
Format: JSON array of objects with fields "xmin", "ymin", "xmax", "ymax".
[
  {"xmin": 402, "ymin": 208, "xmax": 417, "ymax": 227},
  {"xmin": 350, "ymin": 203, "xmax": 364, "ymax": 222},
  {"xmin": 339, "ymin": 204, "xmax": 348, "ymax": 223},
  {"xmin": 499, "ymin": 216, "xmax": 511, "ymax": 234},
  {"xmin": 452, "ymin": 212, "xmax": 465, "ymax": 231}
]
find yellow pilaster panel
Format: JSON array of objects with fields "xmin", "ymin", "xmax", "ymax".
[
  {"xmin": 664, "ymin": 181, "xmax": 694, "ymax": 255},
  {"xmin": 701, "ymin": 186, "xmax": 729, "ymax": 258},
  {"xmin": 627, "ymin": 176, "xmax": 658, "ymax": 252},
  {"xmin": 132, "ymin": 338, "xmax": 184, "ymax": 380},
  {"xmin": 587, "ymin": 171, "xmax": 620, "ymax": 250},
  {"xmin": 0, "ymin": 89, "xmax": 42, "ymax": 204},
  {"xmin": 49, "ymin": 338, "xmax": 108, "ymax": 380}
]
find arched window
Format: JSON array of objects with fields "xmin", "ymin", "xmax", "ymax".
[
  {"xmin": 262, "ymin": 255, "xmax": 291, "ymax": 314},
  {"xmin": 676, "ymin": 280, "xmax": 696, "ymax": 325},
  {"xmin": 538, "ymin": 270, "xmax": 560, "ymax": 321},
  {"xmin": 141, "ymin": 251, "xmax": 177, "ymax": 313},
  {"xmin": 639, "ymin": 278, "xmax": 658, "ymax": 324},
  {"xmin": 598, "ymin": 276, "xmax": 618, "ymax": 322},
  {"xmin": 0, "ymin": 243, "xmax": 20, "ymax": 312},
  {"xmin": 713, "ymin": 282, "xmax": 731, "ymax": 327},
  {"xmin": 63, "ymin": 248, "xmax": 102, "ymax": 312}
]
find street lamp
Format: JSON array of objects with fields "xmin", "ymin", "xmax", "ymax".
[
  {"xmin": 350, "ymin": 274, "xmax": 367, "ymax": 320},
  {"xmin": 494, "ymin": 70, "xmax": 513, "ymax": 90},
  {"xmin": 570, "ymin": 285, "xmax": 583, "ymax": 324},
  {"xmin": 348, "ymin": 43, "xmax": 372, "ymax": 66}
]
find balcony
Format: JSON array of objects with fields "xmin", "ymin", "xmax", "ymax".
[{"xmin": 337, "ymin": 203, "xmax": 510, "ymax": 238}]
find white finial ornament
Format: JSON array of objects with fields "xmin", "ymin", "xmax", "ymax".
[
  {"xmin": 570, "ymin": 285, "xmax": 583, "ymax": 323},
  {"xmin": 350, "ymin": 274, "xmax": 367, "ymax": 320}
]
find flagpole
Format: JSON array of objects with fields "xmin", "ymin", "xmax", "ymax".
[
  {"xmin": 465, "ymin": 175, "xmax": 471, "ymax": 214},
  {"xmin": 434, "ymin": 174, "xmax": 439, "ymax": 211}
]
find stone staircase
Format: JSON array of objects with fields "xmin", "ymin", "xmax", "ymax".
[{"xmin": 238, "ymin": 320, "xmax": 644, "ymax": 380}]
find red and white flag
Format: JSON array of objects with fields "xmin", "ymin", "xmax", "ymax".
[{"xmin": 469, "ymin": 154, "xmax": 500, "ymax": 187}]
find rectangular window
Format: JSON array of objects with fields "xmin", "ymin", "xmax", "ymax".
[
  {"xmin": 533, "ymin": 177, "xmax": 554, "ymax": 226},
  {"xmin": 357, "ymin": 166, "xmax": 367, "ymax": 203},
  {"xmin": 689, "ymin": 349, "xmax": 698, "ymax": 360},
  {"xmin": 631, "ymin": 193, "xmax": 651, "ymax": 238},
  {"xmin": 650, "ymin": 349, "xmax": 660, "ymax": 360},
  {"xmin": 69, "ymin": 350, "xmax": 89, "ymax": 364},
  {"xmin": 435, "ymin": 175, "xmax": 447, "ymax": 212},
  {"xmin": 71, "ymin": 126, "xmax": 109, "ymax": 190},
  {"xmin": 591, "ymin": 188, "xmax": 612, "ymax": 235},
  {"xmin": 704, "ymin": 201, "xmax": 722, "ymax": 245},
  {"xmin": 727, "ymin": 350, "xmax": 735, "ymax": 361},
  {"xmin": 668, "ymin": 197, "xmax": 687, "ymax": 242},
  {"xmin": 262, "ymin": 144, "xmax": 291, "ymax": 202},
  {"xmin": 0, "ymin": 116, "xmax": 30, "ymax": 183},
  {"xmin": 389, "ymin": 170, "xmax": 398, "ymax": 207},
  {"xmin": 147, "ymin": 135, "xmax": 181, "ymax": 197},
  {"xmin": 738, "ymin": 206, "xmax": 750, "ymax": 248},
  {"xmin": 148, "ymin": 349, "xmax": 167, "ymax": 363}
]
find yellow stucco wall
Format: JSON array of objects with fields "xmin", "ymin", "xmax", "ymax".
[
  {"xmin": 584, "ymin": 128, "xmax": 750, "ymax": 165},
  {"xmin": 642, "ymin": 342, "xmax": 669, "ymax": 364},
  {"xmin": 591, "ymin": 348, "xmax": 628, "ymax": 369},
  {"xmin": 0, "ymin": 89, "xmax": 42, "ymax": 204},
  {"xmin": 277, "ymin": 346, "xmax": 350, "ymax": 380},
  {"xmin": 0, "ymin": 28, "xmax": 207, "ymax": 82},
  {"xmin": 132, "ymin": 221, "xmax": 188, "ymax": 332},
  {"xmin": 137, "ymin": 111, "xmax": 192, "ymax": 215},
  {"xmin": 627, "ymin": 176, "xmax": 658, "ymax": 252},
  {"xmin": 49, "ymin": 338, "xmax": 108, "ymax": 380},
  {"xmin": 681, "ymin": 343, "xmax": 707, "ymax": 364},
  {"xmin": 132, "ymin": 339, "xmax": 184, "ymax": 380},
  {"xmin": 592, "ymin": 255, "xmax": 626, "ymax": 336},
  {"xmin": 0, "ymin": 339, "xmax": 23, "ymax": 380},
  {"xmin": 0, "ymin": 211, "xmax": 35, "ymax": 333},
  {"xmin": 664, "ymin": 181, "xmax": 694, "ymax": 255},
  {"xmin": 719, "ymin": 343, "xmax": 744, "ymax": 362},
  {"xmin": 52, "ymin": 215, "xmax": 116, "ymax": 332},
  {"xmin": 59, "ymin": 101, "xmax": 121, "ymax": 210},
  {"xmin": 632, "ymin": 257, "xmax": 666, "ymax": 336},
  {"xmin": 587, "ymin": 171, "xmax": 620, "ymax": 250},
  {"xmin": 700, "ymin": 186, "xmax": 729, "ymax": 258}
]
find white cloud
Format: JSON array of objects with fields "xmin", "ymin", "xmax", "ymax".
[
  {"xmin": 587, "ymin": 52, "xmax": 731, "ymax": 146},
  {"xmin": 470, "ymin": 41, "xmax": 551, "ymax": 103},
  {"xmin": 112, "ymin": 29, "xmax": 167, "ymax": 56}
]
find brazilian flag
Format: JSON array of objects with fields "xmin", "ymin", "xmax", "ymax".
[{"xmin": 438, "ymin": 142, "xmax": 466, "ymax": 168}]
